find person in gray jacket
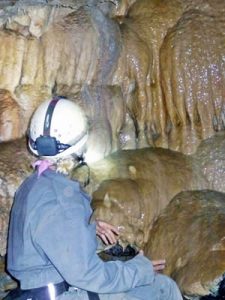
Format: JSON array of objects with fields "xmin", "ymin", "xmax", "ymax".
[{"xmin": 5, "ymin": 97, "xmax": 183, "ymax": 300}]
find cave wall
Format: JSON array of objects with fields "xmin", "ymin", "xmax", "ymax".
[
  {"xmin": 144, "ymin": 190, "xmax": 225, "ymax": 297},
  {"xmin": 0, "ymin": 0, "xmax": 224, "ymax": 155},
  {"xmin": 0, "ymin": 0, "xmax": 225, "ymax": 299}
]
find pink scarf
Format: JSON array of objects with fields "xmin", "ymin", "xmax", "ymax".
[{"xmin": 32, "ymin": 160, "xmax": 53, "ymax": 177}]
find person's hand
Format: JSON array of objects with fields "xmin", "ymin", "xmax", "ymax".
[
  {"xmin": 138, "ymin": 251, "xmax": 166, "ymax": 272},
  {"xmin": 152, "ymin": 259, "xmax": 166, "ymax": 272},
  {"xmin": 96, "ymin": 220, "xmax": 119, "ymax": 245}
]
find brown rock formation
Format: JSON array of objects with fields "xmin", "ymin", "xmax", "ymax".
[
  {"xmin": 0, "ymin": 90, "xmax": 21, "ymax": 142},
  {"xmin": 0, "ymin": 138, "xmax": 34, "ymax": 255},
  {"xmin": 161, "ymin": 5, "xmax": 225, "ymax": 154},
  {"xmin": 121, "ymin": 0, "xmax": 186, "ymax": 148},
  {"xmin": 194, "ymin": 133, "xmax": 225, "ymax": 194},
  {"xmin": 1, "ymin": 133, "xmax": 221, "ymax": 256},
  {"xmin": 0, "ymin": 135, "xmax": 225, "ymax": 298},
  {"xmin": 0, "ymin": 3, "xmax": 125, "ymax": 160},
  {"xmin": 0, "ymin": 0, "xmax": 224, "ymax": 156},
  {"xmin": 88, "ymin": 147, "xmax": 207, "ymax": 248},
  {"xmin": 122, "ymin": 0, "xmax": 225, "ymax": 152},
  {"xmin": 144, "ymin": 190, "xmax": 225, "ymax": 298},
  {"xmin": 112, "ymin": 21, "xmax": 153, "ymax": 148},
  {"xmin": 0, "ymin": 1, "xmax": 224, "ymax": 298}
]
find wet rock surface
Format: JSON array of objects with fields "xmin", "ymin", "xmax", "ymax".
[
  {"xmin": 0, "ymin": 256, "xmax": 16, "ymax": 299},
  {"xmin": 0, "ymin": 138, "xmax": 34, "ymax": 256},
  {"xmin": 0, "ymin": 136, "xmax": 225, "ymax": 299},
  {"xmin": 144, "ymin": 190, "xmax": 225, "ymax": 298},
  {"xmin": 0, "ymin": 1, "xmax": 224, "ymax": 299},
  {"xmin": 89, "ymin": 147, "xmax": 207, "ymax": 248},
  {"xmin": 0, "ymin": 0, "xmax": 224, "ymax": 154}
]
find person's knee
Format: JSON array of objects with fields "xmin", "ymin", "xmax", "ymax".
[{"xmin": 154, "ymin": 274, "xmax": 182, "ymax": 299}]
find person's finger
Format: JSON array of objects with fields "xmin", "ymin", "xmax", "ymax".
[
  {"xmin": 153, "ymin": 264, "xmax": 166, "ymax": 270},
  {"xmin": 97, "ymin": 229, "xmax": 117, "ymax": 245},
  {"xmin": 152, "ymin": 259, "xmax": 166, "ymax": 272},
  {"xmin": 97, "ymin": 220, "xmax": 120, "ymax": 236},
  {"xmin": 96, "ymin": 227, "xmax": 106, "ymax": 236},
  {"xmin": 152, "ymin": 259, "xmax": 166, "ymax": 265},
  {"xmin": 99, "ymin": 233, "xmax": 109, "ymax": 245},
  {"xmin": 104, "ymin": 230, "xmax": 118, "ymax": 244},
  {"xmin": 106, "ymin": 224, "xmax": 120, "ymax": 235},
  {"xmin": 96, "ymin": 222, "xmax": 108, "ymax": 233},
  {"xmin": 96, "ymin": 220, "xmax": 119, "ymax": 244},
  {"xmin": 153, "ymin": 264, "xmax": 165, "ymax": 271},
  {"xmin": 138, "ymin": 250, "xmax": 144, "ymax": 256}
]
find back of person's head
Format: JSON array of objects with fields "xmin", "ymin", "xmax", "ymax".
[{"xmin": 28, "ymin": 96, "xmax": 88, "ymax": 174}]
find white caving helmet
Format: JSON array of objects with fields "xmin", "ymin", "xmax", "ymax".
[{"xmin": 28, "ymin": 96, "xmax": 88, "ymax": 159}]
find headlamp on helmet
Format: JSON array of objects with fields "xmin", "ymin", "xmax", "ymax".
[{"xmin": 29, "ymin": 135, "xmax": 71, "ymax": 156}]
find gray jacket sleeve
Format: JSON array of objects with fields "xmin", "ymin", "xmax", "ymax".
[{"xmin": 34, "ymin": 182, "xmax": 155, "ymax": 293}]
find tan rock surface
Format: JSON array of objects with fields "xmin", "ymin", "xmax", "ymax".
[
  {"xmin": 0, "ymin": 134, "xmax": 215, "ymax": 256},
  {"xmin": 58, "ymin": 85, "xmax": 126, "ymax": 163},
  {"xmin": 0, "ymin": 1, "xmax": 224, "ymax": 298},
  {"xmin": 0, "ymin": 2, "xmax": 125, "ymax": 160},
  {"xmin": 0, "ymin": 138, "xmax": 34, "ymax": 255},
  {"xmin": 0, "ymin": 90, "xmax": 21, "ymax": 142},
  {"xmin": 194, "ymin": 133, "xmax": 225, "ymax": 194},
  {"xmin": 0, "ymin": 135, "xmax": 224, "ymax": 298},
  {"xmin": 87, "ymin": 147, "xmax": 208, "ymax": 248},
  {"xmin": 144, "ymin": 190, "xmax": 225, "ymax": 298},
  {"xmin": 161, "ymin": 5, "xmax": 225, "ymax": 154},
  {"xmin": 0, "ymin": 0, "xmax": 224, "ymax": 155},
  {"xmin": 124, "ymin": 0, "xmax": 225, "ymax": 152},
  {"xmin": 123, "ymin": 0, "xmax": 186, "ymax": 147}
]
